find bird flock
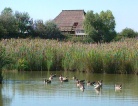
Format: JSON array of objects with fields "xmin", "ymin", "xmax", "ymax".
[{"xmin": 44, "ymin": 74, "xmax": 122, "ymax": 92}]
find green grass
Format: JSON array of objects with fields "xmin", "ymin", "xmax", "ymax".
[{"xmin": 0, "ymin": 38, "xmax": 138, "ymax": 74}]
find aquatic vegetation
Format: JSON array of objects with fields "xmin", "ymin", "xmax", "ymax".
[{"xmin": 0, "ymin": 38, "xmax": 138, "ymax": 74}]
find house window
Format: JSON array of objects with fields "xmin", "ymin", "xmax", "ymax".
[
  {"xmin": 73, "ymin": 22, "xmax": 78, "ymax": 27},
  {"xmin": 80, "ymin": 30, "xmax": 84, "ymax": 33},
  {"xmin": 76, "ymin": 30, "xmax": 84, "ymax": 33}
]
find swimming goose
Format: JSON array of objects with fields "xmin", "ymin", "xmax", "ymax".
[
  {"xmin": 72, "ymin": 76, "xmax": 76, "ymax": 80},
  {"xmin": 44, "ymin": 79, "xmax": 51, "ymax": 84},
  {"xmin": 93, "ymin": 80, "xmax": 103, "ymax": 89},
  {"xmin": 76, "ymin": 80, "xmax": 84, "ymax": 87},
  {"xmin": 87, "ymin": 81, "xmax": 96, "ymax": 86},
  {"xmin": 59, "ymin": 75, "xmax": 62, "ymax": 81},
  {"xmin": 115, "ymin": 84, "xmax": 122, "ymax": 90},
  {"xmin": 50, "ymin": 73, "xmax": 56, "ymax": 77},
  {"xmin": 49, "ymin": 75, "xmax": 53, "ymax": 80},
  {"xmin": 79, "ymin": 84, "xmax": 85, "ymax": 91},
  {"xmin": 59, "ymin": 75, "xmax": 69, "ymax": 82},
  {"xmin": 76, "ymin": 80, "xmax": 81, "ymax": 87},
  {"xmin": 60, "ymin": 77, "xmax": 69, "ymax": 82},
  {"xmin": 76, "ymin": 80, "xmax": 85, "ymax": 91},
  {"xmin": 76, "ymin": 79, "xmax": 85, "ymax": 84}
]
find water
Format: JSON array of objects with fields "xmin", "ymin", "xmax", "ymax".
[{"xmin": 0, "ymin": 71, "xmax": 138, "ymax": 106}]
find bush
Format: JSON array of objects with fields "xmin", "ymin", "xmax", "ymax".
[{"xmin": 120, "ymin": 28, "xmax": 137, "ymax": 38}]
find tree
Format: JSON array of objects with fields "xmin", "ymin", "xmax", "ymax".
[
  {"xmin": 1, "ymin": 7, "xmax": 13, "ymax": 15},
  {"xmin": 100, "ymin": 10, "xmax": 116, "ymax": 42},
  {"xmin": 45, "ymin": 20, "xmax": 63, "ymax": 39},
  {"xmin": 84, "ymin": 10, "xmax": 116, "ymax": 43},
  {"xmin": 33, "ymin": 20, "xmax": 46, "ymax": 37},
  {"xmin": 0, "ymin": 23, "xmax": 7, "ymax": 39},
  {"xmin": 0, "ymin": 7, "xmax": 18, "ymax": 38},
  {"xmin": 33, "ymin": 20, "xmax": 64, "ymax": 39},
  {"xmin": 83, "ymin": 11, "xmax": 102, "ymax": 43},
  {"xmin": 15, "ymin": 11, "xmax": 33, "ymax": 36},
  {"xmin": 120, "ymin": 28, "xmax": 137, "ymax": 38}
]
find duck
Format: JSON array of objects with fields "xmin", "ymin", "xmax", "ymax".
[
  {"xmin": 115, "ymin": 84, "xmax": 122, "ymax": 90},
  {"xmin": 44, "ymin": 79, "xmax": 51, "ymax": 84}
]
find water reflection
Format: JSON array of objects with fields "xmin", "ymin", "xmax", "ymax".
[
  {"xmin": 1, "ymin": 71, "xmax": 138, "ymax": 106},
  {"xmin": 0, "ymin": 84, "xmax": 13, "ymax": 106},
  {"xmin": 94, "ymin": 88, "xmax": 102, "ymax": 95}
]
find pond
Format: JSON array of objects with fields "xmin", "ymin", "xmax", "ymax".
[{"xmin": 0, "ymin": 71, "xmax": 138, "ymax": 106}]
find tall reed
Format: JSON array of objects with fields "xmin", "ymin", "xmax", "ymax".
[{"xmin": 0, "ymin": 38, "xmax": 138, "ymax": 74}]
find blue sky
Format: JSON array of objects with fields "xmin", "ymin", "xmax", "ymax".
[{"xmin": 0, "ymin": 0, "xmax": 138, "ymax": 32}]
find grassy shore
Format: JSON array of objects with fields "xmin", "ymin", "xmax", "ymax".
[{"xmin": 0, "ymin": 38, "xmax": 138, "ymax": 74}]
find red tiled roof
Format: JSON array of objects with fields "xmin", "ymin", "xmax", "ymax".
[{"xmin": 54, "ymin": 10, "xmax": 86, "ymax": 31}]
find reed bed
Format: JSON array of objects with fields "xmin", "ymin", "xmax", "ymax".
[{"xmin": 0, "ymin": 38, "xmax": 138, "ymax": 74}]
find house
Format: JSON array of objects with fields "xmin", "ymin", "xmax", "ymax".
[{"xmin": 53, "ymin": 10, "xmax": 86, "ymax": 36}]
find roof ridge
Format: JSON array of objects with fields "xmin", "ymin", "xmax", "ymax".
[{"xmin": 62, "ymin": 10, "xmax": 84, "ymax": 11}]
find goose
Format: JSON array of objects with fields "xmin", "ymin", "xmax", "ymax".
[
  {"xmin": 62, "ymin": 77, "xmax": 69, "ymax": 82},
  {"xmin": 72, "ymin": 76, "xmax": 76, "ymax": 80},
  {"xmin": 59, "ymin": 75, "xmax": 62, "ymax": 81},
  {"xmin": 87, "ymin": 81, "xmax": 96, "ymax": 86},
  {"xmin": 44, "ymin": 79, "xmax": 51, "ymax": 84},
  {"xmin": 76, "ymin": 80, "xmax": 81, "ymax": 87},
  {"xmin": 115, "ymin": 84, "xmax": 122, "ymax": 90},
  {"xmin": 50, "ymin": 73, "xmax": 56, "ymax": 77},
  {"xmin": 93, "ymin": 80, "xmax": 103, "ymax": 89},
  {"xmin": 49, "ymin": 75, "xmax": 53, "ymax": 80},
  {"xmin": 60, "ymin": 76, "xmax": 69, "ymax": 82},
  {"xmin": 76, "ymin": 80, "xmax": 84, "ymax": 87},
  {"xmin": 59, "ymin": 75, "xmax": 69, "ymax": 82},
  {"xmin": 76, "ymin": 79, "xmax": 85, "ymax": 84},
  {"xmin": 76, "ymin": 80, "xmax": 85, "ymax": 91},
  {"xmin": 79, "ymin": 84, "xmax": 85, "ymax": 92}
]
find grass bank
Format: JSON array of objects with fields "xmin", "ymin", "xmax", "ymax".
[{"xmin": 0, "ymin": 38, "xmax": 138, "ymax": 74}]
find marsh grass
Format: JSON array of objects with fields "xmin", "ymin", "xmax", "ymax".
[{"xmin": 0, "ymin": 38, "xmax": 138, "ymax": 74}]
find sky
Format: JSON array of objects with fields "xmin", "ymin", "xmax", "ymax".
[{"xmin": 0, "ymin": 0, "xmax": 138, "ymax": 32}]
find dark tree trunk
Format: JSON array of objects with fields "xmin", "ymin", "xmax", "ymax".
[{"xmin": 0, "ymin": 72, "xmax": 3, "ymax": 84}]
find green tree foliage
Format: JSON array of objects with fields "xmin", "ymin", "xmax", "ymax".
[
  {"xmin": 33, "ymin": 20, "xmax": 46, "ymax": 37},
  {"xmin": 83, "ymin": 11, "xmax": 101, "ymax": 43},
  {"xmin": 100, "ymin": 10, "xmax": 116, "ymax": 42},
  {"xmin": 1, "ymin": 7, "xmax": 13, "ymax": 14},
  {"xmin": 84, "ymin": 10, "xmax": 116, "ymax": 43},
  {"xmin": 45, "ymin": 20, "xmax": 64, "ymax": 39},
  {"xmin": 0, "ymin": 23, "xmax": 7, "ymax": 38},
  {"xmin": 33, "ymin": 20, "xmax": 64, "ymax": 39},
  {"xmin": 15, "ymin": 11, "xmax": 33, "ymax": 36},
  {"xmin": 0, "ymin": 7, "xmax": 18, "ymax": 38},
  {"xmin": 119, "ymin": 28, "xmax": 137, "ymax": 38}
]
